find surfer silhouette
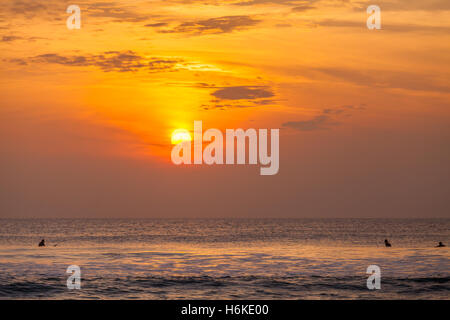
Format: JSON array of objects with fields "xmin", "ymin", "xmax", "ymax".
[
  {"xmin": 38, "ymin": 239, "xmax": 45, "ymax": 247},
  {"xmin": 436, "ymin": 242, "xmax": 446, "ymax": 247},
  {"xmin": 384, "ymin": 239, "xmax": 392, "ymax": 247}
]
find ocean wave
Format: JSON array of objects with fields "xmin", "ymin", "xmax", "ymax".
[{"xmin": 1, "ymin": 275, "xmax": 449, "ymax": 299}]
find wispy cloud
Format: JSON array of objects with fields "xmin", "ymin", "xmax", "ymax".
[
  {"xmin": 212, "ymin": 86, "xmax": 274, "ymax": 100},
  {"xmin": 283, "ymin": 104, "xmax": 366, "ymax": 131},
  {"xmin": 85, "ymin": 2, "xmax": 154, "ymax": 23},
  {"xmin": 1, "ymin": 35, "xmax": 46, "ymax": 43},
  {"xmin": 280, "ymin": 66, "xmax": 450, "ymax": 94},
  {"xmin": 200, "ymin": 85, "xmax": 276, "ymax": 110},
  {"xmin": 159, "ymin": 15, "xmax": 261, "ymax": 35},
  {"xmin": 291, "ymin": 4, "xmax": 316, "ymax": 12},
  {"xmin": 283, "ymin": 114, "xmax": 332, "ymax": 131},
  {"xmin": 234, "ymin": 0, "xmax": 316, "ymax": 6},
  {"xmin": 7, "ymin": 0, "xmax": 49, "ymax": 17},
  {"xmin": 4, "ymin": 1, "xmax": 157, "ymax": 23},
  {"xmin": 13, "ymin": 51, "xmax": 183, "ymax": 73},
  {"xmin": 144, "ymin": 22, "xmax": 169, "ymax": 28},
  {"xmin": 312, "ymin": 67, "xmax": 450, "ymax": 94},
  {"xmin": 164, "ymin": 0, "xmax": 314, "ymax": 5},
  {"xmin": 316, "ymin": 19, "xmax": 450, "ymax": 33},
  {"xmin": 352, "ymin": 0, "xmax": 450, "ymax": 11},
  {"xmin": 1, "ymin": 36, "xmax": 23, "ymax": 42}
]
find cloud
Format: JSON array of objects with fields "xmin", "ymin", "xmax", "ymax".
[
  {"xmin": 31, "ymin": 53, "xmax": 90, "ymax": 67},
  {"xmin": 212, "ymin": 86, "xmax": 274, "ymax": 100},
  {"xmin": 316, "ymin": 19, "xmax": 450, "ymax": 33},
  {"xmin": 234, "ymin": 0, "xmax": 316, "ymax": 5},
  {"xmin": 283, "ymin": 114, "xmax": 331, "ymax": 131},
  {"xmin": 313, "ymin": 67, "xmax": 450, "ymax": 93},
  {"xmin": 201, "ymin": 98, "xmax": 276, "ymax": 110},
  {"xmin": 198, "ymin": 85, "xmax": 276, "ymax": 109},
  {"xmin": 85, "ymin": 2, "xmax": 153, "ymax": 22},
  {"xmin": 4, "ymin": 1, "xmax": 156, "ymax": 23},
  {"xmin": 323, "ymin": 104, "xmax": 366, "ymax": 114},
  {"xmin": 283, "ymin": 104, "xmax": 366, "ymax": 131},
  {"xmin": 7, "ymin": 0, "xmax": 48, "ymax": 16},
  {"xmin": 275, "ymin": 23, "xmax": 293, "ymax": 28},
  {"xmin": 1, "ymin": 36, "xmax": 23, "ymax": 42},
  {"xmin": 144, "ymin": 22, "xmax": 169, "ymax": 28},
  {"xmin": 1, "ymin": 35, "xmax": 46, "ymax": 43},
  {"xmin": 167, "ymin": 82, "xmax": 274, "ymax": 109},
  {"xmin": 284, "ymin": 66, "xmax": 450, "ymax": 94},
  {"xmin": 8, "ymin": 58, "xmax": 28, "ymax": 66},
  {"xmin": 291, "ymin": 5, "xmax": 316, "ymax": 12},
  {"xmin": 4, "ymin": 0, "xmax": 64, "ymax": 19},
  {"xmin": 159, "ymin": 15, "xmax": 261, "ymax": 35},
  {"xmin": 16, "ymin": 51, "xmax": 183, "ymax": 73},
  {"xmin": 164, "ymin": 0, "xmax": 313, "ymax": 5},
  {"xmin": 352, "ymin": 0, "xmax": 450, "ymax": 12}
]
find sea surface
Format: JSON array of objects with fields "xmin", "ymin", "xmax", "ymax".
[{"xmin": 0, "ymin": 219, "xmax": 448, "ymax": 299}]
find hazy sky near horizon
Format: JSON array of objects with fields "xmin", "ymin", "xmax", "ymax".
[{"xmin": 1, "ymin": 0, "xmax": 449, "ymax": 218}]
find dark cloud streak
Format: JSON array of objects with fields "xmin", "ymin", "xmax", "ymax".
[
  {"xmin": 159, "ymin": 15, "xmax": 261, "ymax": 35},
  {"xmin": 212, "ymin": 86, "xmax": 274, "ymax": 100},
  {"xmin": 283, "ymin": 104, "xmax": 366, "ymax": 131},
  {"xmin": 14, "ymin": 51, "xmax": 183, "ymax": 73}
]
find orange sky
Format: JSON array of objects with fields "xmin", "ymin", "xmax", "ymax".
[{"xmin": 1, "ymin": 0, "xmax": 449, "ymax": 218}]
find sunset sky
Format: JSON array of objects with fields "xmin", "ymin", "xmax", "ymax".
[{"xmin": 1, "ymin": 0, "xmax": 449, "ymax": 218}]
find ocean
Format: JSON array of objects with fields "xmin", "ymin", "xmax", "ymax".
[{"xmin": 0, "ymin": 219, "xmax": 448, "ymax": 299}]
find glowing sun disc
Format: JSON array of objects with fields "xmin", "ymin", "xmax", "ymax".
[{"xmin": 171, "ymin": 129, "xmax": 192, "ymax": 144}]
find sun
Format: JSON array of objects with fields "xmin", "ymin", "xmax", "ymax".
[{"xmin": 171, "ymin": 129, "xmax": 192, "ymax": 145}]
